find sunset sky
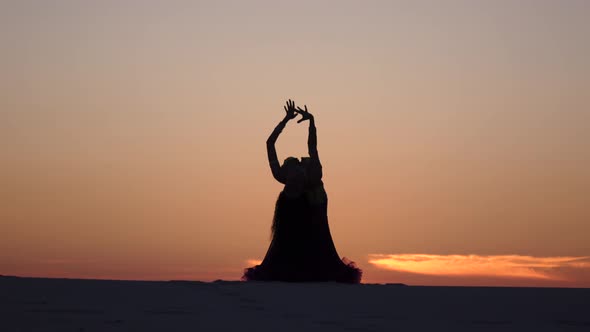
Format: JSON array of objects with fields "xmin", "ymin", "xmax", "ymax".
[{"xmin": 1, "ymin": 0, "xmax": 589, "ymax": 287}]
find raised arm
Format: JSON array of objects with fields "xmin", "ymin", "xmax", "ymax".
[
  {"xmin": 307, "ymin": 116, "xmax": 319, "ymax": 161},
  {"xmin": 267, "ymin": 100, "xmax": 297, "ymax": 183},
  {"xmin": 296, "ymin": 105, "xmax": 320, "ymax": 162}
]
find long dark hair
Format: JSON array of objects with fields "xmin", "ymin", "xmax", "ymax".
[{"xmin": 270, "ymin": 193, "xmax": 282, "ymax": 238}]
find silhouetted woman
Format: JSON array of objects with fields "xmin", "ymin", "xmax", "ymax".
[{"xmin": 243, "ymin": 100, "xmax": 362, "ymax": 283}]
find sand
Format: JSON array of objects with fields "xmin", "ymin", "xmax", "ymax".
[{"xmin": 1, "ymin": 275, "xmax": 589, "ymax": 331}]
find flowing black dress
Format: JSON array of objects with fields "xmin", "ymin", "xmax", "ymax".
[{"xmin": 243, "ymin": 116, "xmax": 362, "ymax": 283}]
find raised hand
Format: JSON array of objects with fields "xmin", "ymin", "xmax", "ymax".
[
  {"xmin": 295, "ymin": 105, "xmax": 313, "ymax": 123},
  {"xmin": 284, "ymin": 99, "xmax": 298, "ymax": 120}
]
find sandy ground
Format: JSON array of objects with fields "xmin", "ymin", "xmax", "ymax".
[{"xmin": 1, "ymin": 276, "xmax": 589, "ymax": 331}]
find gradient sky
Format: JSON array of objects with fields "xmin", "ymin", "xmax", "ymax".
[{"xmin": 1, "ymin": 0, "xmax": 589, "ymax": 287}]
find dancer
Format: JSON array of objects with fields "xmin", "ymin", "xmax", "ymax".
[{"xmin": 243, "ymin": 100, "xmax": 362, "ymax": 283}]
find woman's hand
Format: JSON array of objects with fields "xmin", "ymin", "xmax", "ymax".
[
  {"xmin": 295, "ymin": 105, "xmax": 313, "ymax": 123},
  {"xmin": 284, "ymin": 99, "xmax": 298, "ymax": 120}
]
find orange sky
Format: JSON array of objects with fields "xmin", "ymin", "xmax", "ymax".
[{"xmin": 1, "ymin": 1, "xmax": 589, "ymax": 287}]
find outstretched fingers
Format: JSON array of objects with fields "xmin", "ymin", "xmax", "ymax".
[
  {"xmin": 284, "ymin": 99, "xmax": 299, "ymax": 120},
  {"xmin": 286, "ymin": 99, "xmax": 295, "ymax": 109},
  {"xmin": 295, "ymin": 105, "xmax": 311, "ymax": 123}
]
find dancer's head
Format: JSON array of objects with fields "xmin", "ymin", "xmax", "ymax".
[
  {"xmin": 300, "ymin": 156, "xmax": 311, "ymax": 168},
  {"xmin": 281, "ymin": 157, "xmax": 304, "ymax": 181}
]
